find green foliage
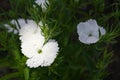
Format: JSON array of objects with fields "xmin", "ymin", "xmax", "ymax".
[{"xmin": 0, "ymin": 0, "xmax": 120, "ymax": 80}]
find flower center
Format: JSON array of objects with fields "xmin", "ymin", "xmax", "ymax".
[
  {"xmin": 38, "ymin": 49, "xmax": 42, "ymax": 54},
  {"xmin": 88, "ymin": 33, "xmax": 93, "ymax": 37}
]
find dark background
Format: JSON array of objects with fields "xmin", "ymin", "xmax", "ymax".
[{"xmin": 0, "ymin": 0, "xmax": 120, "ymax": 80}]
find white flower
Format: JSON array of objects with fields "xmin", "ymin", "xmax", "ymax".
[
  {"xmin": 19, "ymin": 20, "xmax": 59, "ymax": 68},
  {"xmin": 26, "ymin": 40, "xmax": 59, "ymax": 68},
  {"xmin": 4, "ymin": 19, "xmax": 26, "ymax": 34},
  {"xmin": 77, "ymin": 19, "xmax": 106, "ymax": 44},
  {"xmin": 35, "ymin": 0, "xmax": 48, "ymax": 10}
]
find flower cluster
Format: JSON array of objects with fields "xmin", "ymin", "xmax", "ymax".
[
  {"xmin": 4, "ymin": 1, "xmax": 106, "ymax": 68},
  {"xmin": 5, "ymin": 19, "xmax": 59, "ymax": 68},
  {"xmin": 19, "ymin": 20, "xmax": 59, "ymax": 68}
]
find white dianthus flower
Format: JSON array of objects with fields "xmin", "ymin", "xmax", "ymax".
[
  {"xmin": 77, "ymin": 19, "xmax": 106, "ymax": 44},
  {"xmin": 19, "ymin": 20, "xmax": 59, "ymax": 68},
  {"xmin": 26, "ymin": 40, "xmax": 59, "ymax": 68}
]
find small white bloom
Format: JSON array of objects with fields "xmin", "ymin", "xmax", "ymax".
[
  {"xmin": 35, "ymin": 0, "xmax": 48, "ymax": 10},
  {"xmin": 4, "ymin": 19, "xmax": 26, "ymax": 34},
  {"xmin": 99, "ymin": 27, "xmax": 106, "ymax": 35},
  {"xmin": 77, "ymin": 19, "xmax": 106, "ymax": 44},
  {"xmin": 11, "ymin": 19, "xmax": 26, "ymax": 28}
]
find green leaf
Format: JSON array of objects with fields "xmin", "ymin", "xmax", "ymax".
[
  {"xmin": 0, "ymin": 72, "xmax": 20, "ymax": 80},
  {"xmin": 24, "ymin": 67, "xmax": 29, "ymax": 80}
]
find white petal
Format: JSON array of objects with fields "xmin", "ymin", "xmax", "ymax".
[
  {"xmin": 86, "ymin": 36, "xmax": 99, "ymax": 44},
  {"xmin": 11, "ymin": 19, "xmax": 26, "ymax": 29},
  {"xmin": 42, "ymin": 40, "xmax": 59, "ymax": 55},
  {"xmin": 4, "ymin": 19, "xmax": 26, "ymax": 34},
  {"xmin": 86, "ymin": 19, "xmax": 98, "ymax": 28},
  {"xmin": 35, "ymin": 0, "xmax": 48, "ymax": 9},
  {"xmin": 19, "ymin": 20, "xmax": 38, "ymax": 35},
  {"xmin": 78, "ymin": 32, "xmax": 88, "ymax": 44},
  {"xmin": 41, "ymin": 40, "xmax": 59, "ymax": 66},
  {"xmin": 26, "ymin": 54, "xmax": 42, "ymax": 68},
  {"xmin": 99, "ymin": 27, "xmax": 106, "ymax": 35},
  {"xmin": 4, "ymin": 24, "xmax": 13, "ymax": 32},
  {"xmin": 21, "ymin": 43, "xmax": 39, "ymax": 58}
]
